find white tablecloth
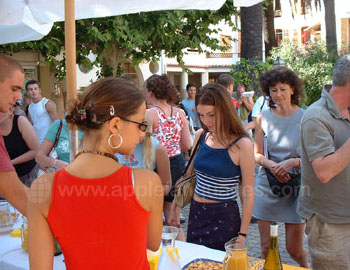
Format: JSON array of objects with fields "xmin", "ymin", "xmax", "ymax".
[{"xmin": 0, "ymin": 230, "xmax": 225, "ymax": 270}]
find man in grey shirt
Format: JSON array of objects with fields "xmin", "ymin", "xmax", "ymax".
[{"xmin": 298, "ymin": 55, "xmax": 350, "ymax": 270}]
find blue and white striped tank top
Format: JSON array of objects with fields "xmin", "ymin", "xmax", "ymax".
[{"xmin": 193, "ymin": 135, "xmax": 242, "ymax": 202}]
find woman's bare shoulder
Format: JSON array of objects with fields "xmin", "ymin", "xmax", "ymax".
[
  {"xmin": 232, "ymin": 136, "xmax": 253, "ymax": 152},
  {"xmin": 133, "ymin": 168, "xmax": 161, "ymax": 185},
  {"xmin": 28, "ymin": 173, "xmax": 55, "ymax": 216}
]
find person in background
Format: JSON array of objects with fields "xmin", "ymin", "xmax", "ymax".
[
  {"xmin": 186, "ymin": 83, "xmax": 255, "ymax": 251},
  {"xmin": 0, "ymin": 54, "xmax": 27, "ymax": 215},
  {"xmin": 13, "ymin": 102, "xmax": 26, "ymax": 117},
  {"xmin": 26, "ymin": 80, "xmax": 59, "ymax": 144},
  {"xmin": 217, "ymin": 74, "xmax": 239, "ymax": 111},
  {"xmin": 232, "ymin": 83, "xmax": 254, "ymax": 135},
  {"xmin": 298, "ymin": 55, "xmax": 350, "ymax": 270},
  {"xmin": 35, "ymin": 119, "xmax": 84, "ymax": 170},
  {"xmin": 244, "ymin": 95, "xmax": 270, "ymax": 132},
  {"xmin": 0, "ymin": 106, "xmax": 40, "ymax": 187},
  {"xmin": 28, "ymin": 77, "xmax": 163, "ymax": 269},
  {"xmin": 116, "ymin": 111, "xmax": 172, "ymax": 195},
  {"xmin": 181, "ymin": 83, "xmax": 201, "ymax": 131},
  {"xmin": 253, "ymin": 66, "xmax": 309, "ymax": 268},
  {"xmin": 145, "ymin": 74, "xmax": 191, "ymax": 238},
  {"xmin": 23, "ymin": 91, "xmax": 32, "ymax": 117}
]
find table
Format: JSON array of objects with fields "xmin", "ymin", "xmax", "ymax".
[{"xmin": 1, "ymin": 232, "xmax": 307, "ymax": 270}]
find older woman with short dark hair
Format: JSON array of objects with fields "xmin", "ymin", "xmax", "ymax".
[{"xmin": 253, "ymin": 66, "xmax": 309, "ymax": 268}]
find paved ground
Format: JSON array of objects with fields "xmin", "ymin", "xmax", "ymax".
[{"xmin": 180, "ymin": 202, "xmax": 310, "ymax": 267}]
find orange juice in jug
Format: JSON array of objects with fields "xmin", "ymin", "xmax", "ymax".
[
  {"xmin": 147, "ymin": 248, "xmax": 161, "ymax": 270},
  {"xmin": 223, "ymin": 238, "xmax": 249, "ymax": 270}
]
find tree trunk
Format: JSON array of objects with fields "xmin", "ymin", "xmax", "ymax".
[
  {"xmin": 102, "ymin": 46, "xmax": 128, "ymax": 77},
  {"xmin": 323, "ymin": 0, "xmax": 337, "ymax": 54},
  {"xmin": 263, "ymin": 1, "xmax": 277, "ymax": 57},
  {"xmin": 240, "ymin": 2, "xmax": 263, "ymax": 60}
]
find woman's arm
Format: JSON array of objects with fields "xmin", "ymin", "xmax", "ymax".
[
  {"xmin": 234, "ymin": 138, "xmax": 255, "ymax": 241},
  {"xmin": 133, "ymin": 169, "xmax": 163, "ymax": 251},
  {"xmin": 254, "ymin": 115, "xmax": 290, "ymax": 182},
  {"xmin": 35, "ymin": 139, "xmax": 68, "ymax": 170},
  {"xmin": 28, "ymin": 175, "xmax": 55, "ymax": 269},
  {"xmin": 155, "ymin": 144, "xmax": 172, "ymax": 195},
  {"xmin": 254, "ymin": 115, "xmax": 276, "ymax": 169},
  {"xmin": 178, "ymin": 109, "xmax": 192, "ymax": 152},
  {"xmin": 11, "ymin": 116, "xmax": 40, "ymax": 165}
]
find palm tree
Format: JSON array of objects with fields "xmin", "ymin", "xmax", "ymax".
[
  {"xmin": 240, "ymin": 2, "xmax": 263, "ymax": 60},
  {"xmin": 323, "ymin": 0, "xmax": 337, "ymax": 54},
  {"xmin": 263, "ymin": 0, "xmax": 277, "ymax": 57}
]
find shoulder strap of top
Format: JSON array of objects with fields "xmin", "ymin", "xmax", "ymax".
[
  {"xmin": 10, "ymin": 115, "xmax": 20, "ymax": 135},
  {"xmin": 227, "ymin": 136, "xmax": 244, "ymax": 149},
  {"xmin": 260, "ymin": 96, "xmax": 266, "ymax": 111},
  {"xmin": 42, "ymin": 97, "xmax": 50, "ymax": 112},
  {"xmin": 131, "ymin": 169, "xmax": 135, "ymax": 188},
  {"xmin": 150, "ymin": 106, "xmax": 163, "ymax": 118}
]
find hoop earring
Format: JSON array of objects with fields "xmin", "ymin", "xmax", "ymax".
[{"xmin": 108, "ymin": 133, "xmax": 123, "ymax": 149}]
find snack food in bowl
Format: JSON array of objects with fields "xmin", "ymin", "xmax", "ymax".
[{"xmin": 183, "ymin": 259, "xmax": 222, "ymax": 270}]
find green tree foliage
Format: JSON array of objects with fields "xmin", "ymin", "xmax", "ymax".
[
  {"xmin": 230, "ymin": 58, "xmax": 272, "ymax": 95},
  {"xmin": 0, "ymin": 0, "xmax": 238, "ymax": 79},
  {"xmin": 270, "ymin": 40, "xmax": 340, "ymax": 106}
]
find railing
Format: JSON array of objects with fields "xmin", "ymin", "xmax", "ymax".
[{"xmin": 206, "ymin": 52, "xmax": 240, "ymax": 58}]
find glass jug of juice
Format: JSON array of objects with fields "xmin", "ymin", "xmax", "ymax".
[
  {"xmin": 21, "ymin": 217, "xmax": 28, "ymax": 251},
  {"xmin": 223, "ymin": 237, "xmax": 249, "ymax": 270},
  {"xmin": 157, "ymin": 226, "xmax": 181, "ymax": 270},
  {"xmin": 147, "ymin": 248, "xmax": 161, "ymax": 270},
  {"xmin": 0, "ymin": 200, "xmax": 14, "ymax": 234}
]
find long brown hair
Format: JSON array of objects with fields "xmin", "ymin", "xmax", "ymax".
[
  {"xmin": 195, "ymin": 83, "xmax": 248, "ymax": 147},
  {"xmin": 66, "ymin": 77, "xmax": 144, "ymax": 132}
]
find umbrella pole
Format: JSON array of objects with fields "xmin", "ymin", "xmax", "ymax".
[{"xmin": 65, "ymin": 0, "xmax": 79, "ymax": 162}]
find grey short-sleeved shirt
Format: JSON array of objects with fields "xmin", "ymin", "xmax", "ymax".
[{"xmin": 298, "ymin": 89, "xmax": 350, "ymax": 223}]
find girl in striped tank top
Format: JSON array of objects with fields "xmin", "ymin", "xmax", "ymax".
[{"xmin": 186, "ymin": 83, "xmax": 255, "ymax": 251}]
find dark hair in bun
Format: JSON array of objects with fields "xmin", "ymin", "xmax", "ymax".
[
  {"xmin": 145, "ymin": 74, "xmax": 179, "ymax": 104},
  {"xmin": 66, "ymin": 77, "xmax": 144, "ymax": 132}
]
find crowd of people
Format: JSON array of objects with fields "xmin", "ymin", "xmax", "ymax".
[{"xmin": 0, "ymin": 53, "xmax": 349, "ymax": 270}]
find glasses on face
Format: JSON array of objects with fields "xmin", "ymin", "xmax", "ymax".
[{"xmin": 119, "ymin": 117, "xmax": 148, "ymax": 132}]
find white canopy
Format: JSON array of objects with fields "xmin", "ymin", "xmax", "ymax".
[
  {"xmin": 233, "ymin": 0, "xmax": 263, "ymax": 7},
  {"xmin": 0, "ymin": 0, "xmax": 226, "ymax": 44}
]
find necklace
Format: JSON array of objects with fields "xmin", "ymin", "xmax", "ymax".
[
  {"xmin": 154, "ymin": 105, "xmax": 173, "ymax": 122},
  {"xmin": 75, "ymin": 150, "xmax": 119, "ymax": 163}
]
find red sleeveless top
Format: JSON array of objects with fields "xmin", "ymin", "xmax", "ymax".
[{"xmin": 47, "ymin": 166, "xmax": 150, "ymax": 270}]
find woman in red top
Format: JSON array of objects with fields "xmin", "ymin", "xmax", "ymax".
[{"xmin": 28, "ymin": 78, "xmax": 163, "ymax": 270}]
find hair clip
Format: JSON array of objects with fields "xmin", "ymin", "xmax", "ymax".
[
  {"xmin": 77, "ymin": 108, "xmax": 87, "ymax": 120},
  {"xmin": 110, "ymin": 105, "xmax": 115, "ymax": 116}
]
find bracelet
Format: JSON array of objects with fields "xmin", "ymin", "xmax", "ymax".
[{"xmin": 238, "ymin": 232, "xmax": 247, "ymax": 237}]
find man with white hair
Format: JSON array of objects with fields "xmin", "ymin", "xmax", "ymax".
[{"xmin": 298, "ymin": 54, "xmax": 350, "ymax": 269}]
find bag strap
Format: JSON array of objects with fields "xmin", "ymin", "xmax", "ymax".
[
  {"xmin": 260, "ymin": 95, "xmax": 266, "ymax": 111},
  {"xmin": 182, "ymin": 130, "xmax": 206, "ymax": 176},
  {"xmin": 53, "ymin": 120, "xmax": 63, "ymax": 148}
]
